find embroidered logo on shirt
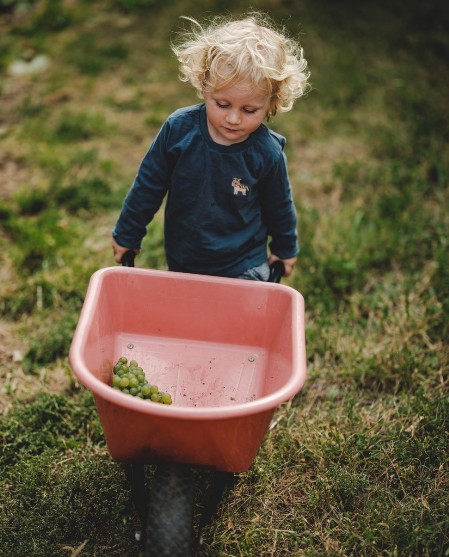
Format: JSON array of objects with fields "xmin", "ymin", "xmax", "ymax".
[{"xmin": 231, "ymin": 178, "xmax": 250, "ymax": 196}]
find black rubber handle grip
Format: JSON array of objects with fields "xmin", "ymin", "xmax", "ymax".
[
  {"xmin": 121, "ymin": 250, "xmax": 136, "ymax": 268},
  {"xmin": 268, "ymin": 260, "xmax": 285, "ymax": 283}
]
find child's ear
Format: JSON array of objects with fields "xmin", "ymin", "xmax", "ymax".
[
  {"xmin": 198, "ymin": 74, "xmax": 208, "ymax": 99},
  {"xmin": 266, "ymin": 102, "xmax": 277, "ymax": 121},
  {"xmin": 200, "ymin": 72, "xmax": 210, "ymax": 91}
]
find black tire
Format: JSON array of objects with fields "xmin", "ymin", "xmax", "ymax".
[
  {"xmin": 145, "ymin": 463, "xmax": 194, "ymax": 557},
  {"xmin": 199, "ymin": 471, "xmax": 236, "ymax": 533}
]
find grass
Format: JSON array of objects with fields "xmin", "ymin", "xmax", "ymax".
[{"xmin": 0, "ymin": 0, "xmax": 448, "ymax": 555}]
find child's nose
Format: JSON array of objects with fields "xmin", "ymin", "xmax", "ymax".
[{"xmin": 226, "ymin": 110, "xmax": 241, "ymax": 124}]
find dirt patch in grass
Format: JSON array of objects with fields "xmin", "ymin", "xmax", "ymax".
[
  {"xmin": 294, "ymin": 137, "xmax": 369, "ymax": 205},
  {"xmin": 0, "ymin": 319, "xmax": 73, "ymax": 416}
]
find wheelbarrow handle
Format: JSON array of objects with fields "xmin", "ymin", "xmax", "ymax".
[
  {"xmin": 121, "ymin": 250, "xmax": 136, "ymax": 268},
  {"xmin": 121, "ymin": 250, "xmax": 285, "ymax": 283},
  {"xmin": 268, "ymin": 260, "xmax": 285, "ymax": 283}
]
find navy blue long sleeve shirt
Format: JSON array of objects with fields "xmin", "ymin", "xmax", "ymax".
[{"xmin": 113, "ymin": 104, "xmax": 299, "ymax": 277}]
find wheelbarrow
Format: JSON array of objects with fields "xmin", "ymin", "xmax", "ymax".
[{"xmin": 69, "ymin": 259, "xmax": 307, "ymax": 556}]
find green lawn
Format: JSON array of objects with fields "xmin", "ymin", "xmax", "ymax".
[{"xmin": 0, "ymin": 0, "xmax": 448, "ymax": 556}]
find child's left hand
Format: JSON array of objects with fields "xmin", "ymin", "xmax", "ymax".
[{"xmin": 268, "ymin": 254, "xmax": 297, "ymax": 278}]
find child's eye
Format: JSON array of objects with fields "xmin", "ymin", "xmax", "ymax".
[
  {"xmin": 243, "ymin": 108, "xmax": 258, "ymax": 114},
  {"xmin": 216, "ymin": 102, "xmax": 229, "ymax": 109}
]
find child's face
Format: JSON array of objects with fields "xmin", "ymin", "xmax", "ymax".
[{"xmin": 203, "ymin": 81, "xmax": 270, "ymax": 145}]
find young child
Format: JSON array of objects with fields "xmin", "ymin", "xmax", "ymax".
[{"xmin": 112, "ymin": 12, "xmax": 309, "ymax": 280}]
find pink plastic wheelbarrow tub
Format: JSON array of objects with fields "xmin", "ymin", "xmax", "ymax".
[{"xmin": 69, "ymin": 267, "xmax": 307, "ymax": 473}]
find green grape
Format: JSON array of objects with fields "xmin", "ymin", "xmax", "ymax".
[
  {"xmin": 161, "ymin": 393, "xmax": 172, "ymax": 405},
  {"xmin": 112, "ymin": 357, "xmax": 172, "ymax": 404},
  {"xmin": 120, "ymin": 377, "xmax": 130, "ymax": 388},
  {"xmin": 141, "ymin": 385, "xmax": 151, "ymax": 397}
]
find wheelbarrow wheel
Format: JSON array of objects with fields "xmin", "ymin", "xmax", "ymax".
[{"xmin": 145, "ymin": 463, "xmax": 194, "ymax": 557}]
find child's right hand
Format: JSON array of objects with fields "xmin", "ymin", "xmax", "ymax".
[{"xmin": 111, "ymin": 236, "xmax": 140, "ymax": 264}]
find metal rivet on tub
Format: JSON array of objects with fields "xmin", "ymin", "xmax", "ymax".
[
  {"xmin": 127, "ymin": 343, "xmax": 134, "ymax": 349},
  {"xmin": 248, "ymin": 355, "xmax": 255, "ymax": 362}
]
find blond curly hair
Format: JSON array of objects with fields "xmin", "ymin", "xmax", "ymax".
[{"xmin": 171, "ymin": 13, "xmax": 310, "ymax": 118}]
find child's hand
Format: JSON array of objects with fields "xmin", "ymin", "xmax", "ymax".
[
  {"xmin": 268, "ymin": 254, "xmax": 297, "ymax": 278},
  {"xmin": 111, "ymin": 236, "xmax": 140, "ymax": 264}
]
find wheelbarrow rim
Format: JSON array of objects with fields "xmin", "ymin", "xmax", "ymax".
[{"xmin": 69, "ymin": 267, "xmax": 307, "ymax": 420}]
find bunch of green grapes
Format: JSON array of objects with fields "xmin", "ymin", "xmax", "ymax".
[{"xmin": 112, "ymin": 356, "xmax": 172, "ymax": 405}]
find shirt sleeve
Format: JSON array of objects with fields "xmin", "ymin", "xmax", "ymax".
[
  {"xmin": 112, "ymin": 122, "xmax": 171, "ymax": 248},
  {"xmin": 259, "ymin": 150, "xmax": 299, "ymax": 259}
]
